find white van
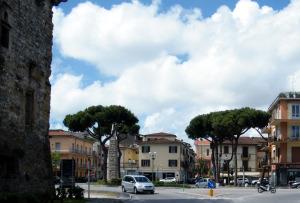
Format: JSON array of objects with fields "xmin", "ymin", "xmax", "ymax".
[{"xmin": 121, "ymin": 175, "xmax": 155, "ymax": 194}]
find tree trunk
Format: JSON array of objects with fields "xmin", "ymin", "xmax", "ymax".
[
  {"xmin": 117, "ymin": 143, "xmax": 122, "ymax": 178},
  {"xmin": 211, "ymin": 143, "xmax": 217, "ymax": 180},
  {"xmin": 215, "ymin": 142, "xmax": 219, "ymax": 183},
  {"xmin": 101, "ymin": 143, "xmax": 108, "ymax": 181}
]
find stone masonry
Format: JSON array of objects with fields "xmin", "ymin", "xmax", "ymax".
[
  {"xmin": 107, "ymin": 125, "xmax": 119, "ymax": 181},
  {"xmin": 0, "ymin": 0, "xmax": 65, "ymax": 201}
]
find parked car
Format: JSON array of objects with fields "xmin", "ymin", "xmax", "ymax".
[
  {"xmin": 251, "ymin": 179, "xmax": 260, "ymax": 186},
  {"xmin": 230, "ymin": 177, "xmax": 249, "ymax": 185},
  {"xmin": 122, "ymin": 175, "xmax": 155, "ymax": 194},
  {"xmin": 187, "ymin": 178, "xmax": 197, "ymax": 184},
  {"xmin": 237, "ymin": 178, "xmax": 249, "ymax": 186},
  {"xmin": 291, "ymin": 181, "xmax": 300, "ymax": 189},
  {"xmin": 195, "ymin": 178, "xmax": 209, "ymax": 188},
  {"xmin": 159, "ymin": 177, "xmax": 176, "ymax": 183}
]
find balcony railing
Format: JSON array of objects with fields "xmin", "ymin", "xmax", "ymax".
[
  {"xmin": 221, "ymin": 167, "xmax": 254, "ymax": 172},
  {"xmin": 288, "ymin": 136, "xmax": 300, "ymax": 141},
  {"xmin": 241, "ymin": 154, "xmax": 250, "ymax": 160},
  {"xmin": 121, "ymin": 162, "xmax": 138, "ymax": 168}
]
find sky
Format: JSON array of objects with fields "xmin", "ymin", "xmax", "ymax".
[{"xmin": 50, "ymin": 0, "xmax": 300, "ymax": 145}]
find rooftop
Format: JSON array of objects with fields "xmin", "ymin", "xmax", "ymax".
[
  {"xmin": 139, "ymin": 138, "xmax": 181, "ymax": 144},
  {"xmin": 269, "ymin": 92, "xmax": 300, "ymax": 111},
  {"xmin": 49, "ymin": 129, "xmax": 96, "ymax": 142},
  {"xmin": 143, "ymin": 132, "xmax": 177, "ymax": 137},
  {"xmin": 195, "ymin": 136, "xmax": 266, "ymax": 146}
]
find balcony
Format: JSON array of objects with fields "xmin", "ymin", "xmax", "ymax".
[
  {"xmin": 241, "ymin": 154, "xmax": 250, "ymax": 160},
  {"xmin": 288, "ymin": 136, "xmax": 300, "ymax": 141},
  {"xmin": 121, "ymin": 162, "xmax": 138, "ymax": 169},
  {"xmin": 239, "ymin": 167, "xmax": 253, "ymax": 172},
  {"xmin": 69, "ymin": 148, "xmax": 93, "ymax": 156}
]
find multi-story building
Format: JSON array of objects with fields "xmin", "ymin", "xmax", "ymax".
[
  {"xmin": 194, "ymin": 139, "xmax": 212, "ymax": 171},
  {"xmin": 138, "ymin": 132, "xmax": 195, "ymax": 182},
  {"xmin": 49, "ymin": 129, "xmax": 100, "ymax": 179},
  {"xmin": 120, "ymin": 144, "xmax": 139, "ymax": 177},
  {"xmin": 268, "ymin": 92, "xmax": 300, "ymax": 185},
  {"xmin": 195, "ymin": 137, "xmax": 267, "ymax": 177}
]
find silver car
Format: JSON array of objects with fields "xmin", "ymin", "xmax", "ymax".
[
  {"xmin": 121, "ymin": 175, "xmax": 155, "ymax": 194},
  {"xmin": 195, "ymin": 178, "xmax": 209, "ymax": 188}
]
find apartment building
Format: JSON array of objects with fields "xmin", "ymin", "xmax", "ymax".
[
  {"xmin": 268, "ymin": 92, "xmax": 300, "ymax": 185},
  {"xmin": 194, "ymin": 139, "xmax": 212, "ymax": 170},
  {"xmin": 120, "ymin": 145, "xmax": 139, "ymax": 177},
  {"xmin": 138, "ymin": 132, "xmax": 195, "ymax": 181},
  {"xmin": 49, "ymin": 129, "xmax": 100, "ymax": 179},
  {"xmin": 195, "ymin": 137, "xmax": 267, "ymax": 177}
]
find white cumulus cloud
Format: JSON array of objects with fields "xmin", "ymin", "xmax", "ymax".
[{"xmin": 51, "ymin": 0, "xmax": 300, "ymax": 142}]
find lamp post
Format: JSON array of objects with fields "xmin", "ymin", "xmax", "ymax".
[{"xmin": 149, "ymin": 152, "xmax": 157, "ymax": 181}]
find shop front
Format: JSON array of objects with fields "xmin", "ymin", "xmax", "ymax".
[{"xmin": 273, "ymin": 163, "xmax": 300, "ymax": 186}]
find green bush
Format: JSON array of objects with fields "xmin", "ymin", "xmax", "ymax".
[
  {"xmin": 109, "ymin": 178, "xmax": 122, "ymax": 186},
  {"xmin": 153, "ymin": 181, "xmax": 191, "ymax": 188},
  {"xmin": 96, "ymin": 179, "xmax": 108, "ymax": 185}
]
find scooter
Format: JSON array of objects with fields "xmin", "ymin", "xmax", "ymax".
[{"xmin": 257, "ymin": 183, "xmax": 276, "ymax": 193}]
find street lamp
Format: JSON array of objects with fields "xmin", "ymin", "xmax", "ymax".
[{"xmin": 149, "ymin": 152, "xmax": 157, "ymax": 181}]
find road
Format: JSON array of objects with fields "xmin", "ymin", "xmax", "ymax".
[{"xmin": 80, "ymin": 184, "xmax": 300, "ymax": 203}]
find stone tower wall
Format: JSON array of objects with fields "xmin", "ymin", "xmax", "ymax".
[
  {"xmin": 107, "ymin": 134, "xmax": 119, "ymax": 181},
  {"xmin": 0, "ymin": 0, "xmax": 58, "ymax": 199}
]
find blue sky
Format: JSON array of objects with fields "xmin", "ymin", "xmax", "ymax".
[{"xmin": 51, "ymin": 0, "xmax": 299, "ymax": 143}]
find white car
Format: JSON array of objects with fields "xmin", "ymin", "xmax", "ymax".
[
  {"xmin": 159, "ymin": 177, "xmax": 176, "ymax": 183},
  {"xmin": 122, "ymin": 175, "xmax": 155, "ymax": 194}
]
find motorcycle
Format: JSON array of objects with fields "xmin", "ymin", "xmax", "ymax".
[{"xmin": 257, "ymin": 183, "xmax": 276, "ymax": 193}]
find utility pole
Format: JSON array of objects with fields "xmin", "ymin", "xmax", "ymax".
[{"xmin": 149, "ymin": 152, "xmax": 157, "ymax": 181}]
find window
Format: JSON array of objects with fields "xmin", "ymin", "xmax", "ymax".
[
  {"xmin": 142, "ymin": 146, "xmax": 150, "ymax": 153},
  {"xmin": 224, "ymin": 146, "xmax": 229, "ymax": 154},
  {"xmin": 242, "ymin": 147, "xmax": 249, "ymax": 157},
  {"xmin": 169, "ymin": 146, "xmax": 177, "ymax": 153},
  {"xmin": 292, "ymin": 126, "xmax": 300, "ymax": 138},
  {"xmin": 168, "ymin": 160, "xmax": 177, "ymax": 167},
  {"xmin": 292, "ymin": 105, "xmax": 300, "ymax": 118},
  {"xmin": 55, "ymin": 142, "xmax": 61, "ymax": 151},
  {"xmin": 141, "ymin": 159, "xmax": 150, "ymax": 167},
  {"xmin": 206, "ymin": 149, "xmax": 210, "ymax": 156},
  {"xmin": 25, "ymin": 91, "xmax": 34, "ymax": 127}
]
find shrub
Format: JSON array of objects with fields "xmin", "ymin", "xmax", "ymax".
[
  {"xmin": 72, "ymin": 186, "xmax": 84, "ymax": 199},
  {"xmin": 96, "ymin": 179, "xmax": 108, "ymax": 185},
  {"xmin": 55, "ymin": 186, "xmax": 84, "ymax": 200},
  {"xmin": 109, "ymin": 178, "xmax": 122, "ymax": 186}
]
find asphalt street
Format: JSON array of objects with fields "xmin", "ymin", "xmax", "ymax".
[{"xmin": 82, "ymin": 184, "xmax": 300, "ymax": 203}]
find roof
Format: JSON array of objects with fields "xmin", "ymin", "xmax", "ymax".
[
  {"xmin": 143, "ymin": 132, "xmax": 177, "ymax": 137},
  {"xmin": 223, "ymin": 137, "xmax": 267, "ymax": 145},
  {"xmin": 138, "ymin": 138, "xmax": 181, "ymax": 144},
  {"xmin": 49, "ymin": 129, "xmax": 96, "ymax": 142},
  {"xmin": 268, "ymin": 92, "xmax": 300, "ymax": 111}
]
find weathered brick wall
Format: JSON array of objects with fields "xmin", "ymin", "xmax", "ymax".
[{"xmin": 0, "ymin": 0, "xmax": 58, "ymax": 199}]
